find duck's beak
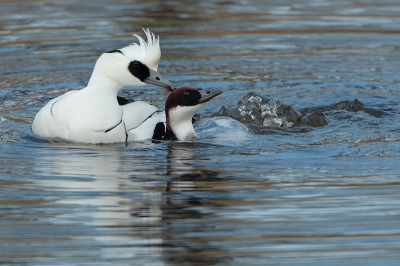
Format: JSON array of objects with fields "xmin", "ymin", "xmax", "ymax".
[
  {"xmin": 198, "ymin": 89, "xmax": 223, "ymax": 104},
  {"xmin": 144, "ymin": 69, "xmax": 175, "ymax": 91}
]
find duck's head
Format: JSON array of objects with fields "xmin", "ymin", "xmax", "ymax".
[
  {"xmin": 89, "ymin": 29, "xmax": 174, "ymax": 90},
  {"xmin": 165, "ymin": 86, "xmax": 223, "ymax": 141}
]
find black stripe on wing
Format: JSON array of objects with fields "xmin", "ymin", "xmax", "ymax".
[{"xmin": 105, "ymin": 119, "xmax": 123, "ymax": 133}]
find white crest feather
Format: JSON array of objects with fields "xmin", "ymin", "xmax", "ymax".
[{"xmin": 119, "ymin": 28, "xmax": 161, "ymax": 70}]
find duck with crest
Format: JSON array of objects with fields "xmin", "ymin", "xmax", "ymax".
[
  {"xmin": 32, "ymin": 29, "xmax": 173, "ymax": 143},
  {"xmin": 32, "ymin": 29, "xmax": 222, "ymax": 143}
]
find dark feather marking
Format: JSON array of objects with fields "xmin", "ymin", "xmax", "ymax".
[
  {"xmin": 152, "ymin": 122, "xmax": 165, "ymax": 140},
  {"xmin": 117, "ymin": 96, "xmax": 135, "ymax": 106},
  {"xmin": 128, "ymin": 110, "xmax": 158, "ymax": 131},
  {"xmin": 107, "ymin": 49, "xmax": 123, "ymax": 54},
  {"xmin": 152, "ymin": 122, "xmax": 177, "ymax": 141},
  {"xmin": 124, "ymin": 122, "xmax": 128, "ymax": 144},
  {"xmin": 50, "ymin": 99, "xmax": 60, "ymax": 116},
  {"xmin": 105, "ymin": 119, "xmax": 122, "ymax": 133}
]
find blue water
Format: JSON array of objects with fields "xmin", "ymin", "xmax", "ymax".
[{"xmin": 1, "ymin": 0, "xmax": 400, "ymax": 265}]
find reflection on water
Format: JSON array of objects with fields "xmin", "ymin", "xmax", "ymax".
[{"xmin": 2, "ymin": 0, "xmax": 400, "ymax": 265}]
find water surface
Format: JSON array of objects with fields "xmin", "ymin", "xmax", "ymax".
[{"xmin": 1, "ymin": 0, "xmax": 400, "ymax": 265}]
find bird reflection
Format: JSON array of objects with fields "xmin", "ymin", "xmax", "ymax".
[
  {"xmin": 165, "ymin": 142, "xmax": 220, "ymax": 190},
  {"xmin": 157, "ymin": 142, "xmax": 231, "ymax": 265},
  {"xmin": 31, "ymin": 140, "xmax": 230, "ymax": 265}
]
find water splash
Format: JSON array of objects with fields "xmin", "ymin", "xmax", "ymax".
[
  {"xmin": 215, "ymin": 92, "xmax": 385, "ymax": 131},
  {"xmin": 217, "ymin": 92, "xmax": 326, "ymax": 128}
]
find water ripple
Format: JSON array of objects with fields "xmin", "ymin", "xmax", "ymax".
[{"xmin": 2, "ymin": 0, "xmax": 400, "ymax": 265}]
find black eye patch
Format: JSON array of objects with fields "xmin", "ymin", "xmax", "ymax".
[
  {"xmin": 178, "ymin": 90, "xmax": 202, "ymax": 106},
  {"xmin": 128, "ymin": 60, "xmax": 150, "ymax": 82}
]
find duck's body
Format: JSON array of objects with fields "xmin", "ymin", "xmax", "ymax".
[
  {"xmin": 32, "ymin": 29, "xmax": 173, "ymax": 144},
  {"xmin": 33, "ymin": 87, "xmax": 125, "ymax": 143}
]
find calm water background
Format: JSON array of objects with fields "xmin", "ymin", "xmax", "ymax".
[{"xmin": 1, "ymin": 0, "xmax": 400, "ymax": 265}]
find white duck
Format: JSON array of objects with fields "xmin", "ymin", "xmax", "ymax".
[{"xmin": 32, "ymin": 29, "xmax": 173, "ymax": 144}]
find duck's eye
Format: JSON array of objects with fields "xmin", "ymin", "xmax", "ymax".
[
  {"xmin": 130, "ymin": 61, "xmax": 140, "ymax": 68},
  {"xmin": 183, "ymin": 91, "xmax": 190, "ymax": 98}
]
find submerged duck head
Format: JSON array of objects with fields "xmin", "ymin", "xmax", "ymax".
[
  {"xmin": 88, "ymin": 29, "xmax": 173, "ymax": 90},
  {"xmin": 165, "ymin": 86, "xmax": 223, "ymax": 141}
]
